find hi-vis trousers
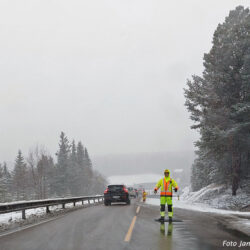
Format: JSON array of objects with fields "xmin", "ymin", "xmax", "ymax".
[{"xmin": 160, "ymin": 196, "xmax": 173, "ymax": 218}]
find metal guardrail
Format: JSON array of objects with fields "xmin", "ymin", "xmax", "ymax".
[{"xmin": 0, "ymin": 195, "xmax": 104, "ymax": 219}]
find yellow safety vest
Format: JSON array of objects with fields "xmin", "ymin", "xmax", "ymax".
[{"xmin": 155, "ymin": 177, "xmax": 178, "ymax": 197}]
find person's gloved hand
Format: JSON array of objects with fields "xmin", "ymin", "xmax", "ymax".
[
  {"xmin": 154, "ymin": 188, "xmax": 157, "ymax": 194},
  {"xmin": 174, "ymin": 188, "xmax": 178, "ymax": 192}
]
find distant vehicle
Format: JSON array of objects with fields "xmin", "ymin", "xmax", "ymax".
[
  {"xmin": 127, "ymin": 187, "xmax": 136, "ymax": 198},
  {"xmin": 134, "ymin": 188, "xmax": 138, "ymax": 197},
  {"xmin": 104, "ymin": 184, "xmax": 130, "ymax": 206}
]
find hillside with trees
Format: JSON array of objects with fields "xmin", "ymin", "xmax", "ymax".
[
  {"xmin": 0, "ymin": 132, "xmax": 107, "ymax": 202},
  {"xmin": 184, "ymin": 6, "xmax": 250, "ymax": 196}
]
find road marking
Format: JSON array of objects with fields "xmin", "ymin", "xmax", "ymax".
[
  {"xmin": 136, "ymin": 206, "xmax": 140, "ymax": 214},
  {"xmin": 124, "ymin": 216, "xmax": 137, "ymax": 242}
]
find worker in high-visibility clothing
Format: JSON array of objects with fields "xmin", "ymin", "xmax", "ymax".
[
  {"xmin": 154, "ymin": 169, "xmax": 178, "ymax": 222},
  {"xmin": 142, "ymin": 189, "xmax": 147, "ymax": 202}
]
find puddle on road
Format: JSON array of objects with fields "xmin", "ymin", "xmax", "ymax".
[{"xmin": 157, "ymin": 222, "xmax": 223, "ymax": 250}]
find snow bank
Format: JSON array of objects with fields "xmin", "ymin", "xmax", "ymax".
[
  {"xmin": 146, "ymin": 198, "xmax": 250, "ymax": 216},
  {"xmin": 180, "ymin": 184, "xmax": 250, "ymax": 210}
]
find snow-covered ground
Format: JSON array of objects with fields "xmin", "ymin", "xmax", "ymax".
[
  {"xmin": 180, "ymin": 184, "xmax": 250, "ymax": 210},
  {"xmin": 147, "ymin": 197, "xmax": 250, "ymax": 216}
]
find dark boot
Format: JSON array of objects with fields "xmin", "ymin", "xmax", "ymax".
[
  {"xmin": 168, "ymin": 217, "xmax": 172, "ymax": 223},
  {"xmin": 158, "ymin": 216, "xmax": 164, "ymax": 222}
]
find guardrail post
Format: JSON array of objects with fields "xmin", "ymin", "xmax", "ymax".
[
  {"xmin": 46, "ymin": 206, "xmax": 50, "ymax": 213},
  {"xmin": 62, "ymin": 203, "xmax": 65, "ymax": 209},
  {"xmin": 22, "ymin": 209, "xmax": 26, "ymax": 219},
  {"xmin": 88, "ymin": 199, "xmax": 90, "ymax": 204},
  {"xmin": 73, "ymin": 202, "xmax": 76, "ymax": 207},
  {"xmin": 82, "ymin": 201, "xmax": 84, "ymax": 205}
]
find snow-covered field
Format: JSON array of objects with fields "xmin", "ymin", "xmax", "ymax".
[{"xmin": 108, "ymin": 173, "xmax": 161, "ymax": 186}]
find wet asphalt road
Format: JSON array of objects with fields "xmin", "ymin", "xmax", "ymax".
[{"xmin": 0, "ymin": 198, "xmax": 249, "ymax": 250}]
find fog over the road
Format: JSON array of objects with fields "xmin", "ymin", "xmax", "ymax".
[{"xmin": 0, "ymin": 0, "xmax": 249, "ymax": 164}]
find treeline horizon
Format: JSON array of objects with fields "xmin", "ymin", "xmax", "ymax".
[
  {"xmin": 184, "ymin": 6, "xmax": 250, "ymax": 195},
  {"xmin": 0, "ymin": 132, "xmax": 107, "ymax": 203}
]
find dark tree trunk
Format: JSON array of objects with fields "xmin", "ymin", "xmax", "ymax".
[{"xmin": 232, "ymin": 146, "xmax": 241, "ymax": 196}]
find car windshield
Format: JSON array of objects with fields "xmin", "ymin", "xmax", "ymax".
[{"xmin": 108, "ymin": 185, "xmax": 124, "ymax": 191}]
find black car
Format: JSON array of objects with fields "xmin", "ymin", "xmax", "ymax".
[{"xmin": 104, "ymin": 184, "xmax": 130, "ymax": 206}]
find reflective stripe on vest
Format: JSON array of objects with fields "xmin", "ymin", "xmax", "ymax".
[{"xmin": 160, "ymin": 178, "xmax": 172, "ymax": 196}]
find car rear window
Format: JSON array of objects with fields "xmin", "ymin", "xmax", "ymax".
[{"xmin": 108, "ymin": 185, "xmax": 124, "ymax": 191}]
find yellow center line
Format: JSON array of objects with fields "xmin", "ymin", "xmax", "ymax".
[
  {"xmin": 136, "ymin": 206, "xmax": 140, "ymax": 214},
  {"xmin": 124, "ymin": 216, "xmax": 137, "ymax": 242}
]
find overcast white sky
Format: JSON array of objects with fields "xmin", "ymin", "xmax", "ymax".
[{"xmin": 0, "ymin": 0, "xmax": 249, "ymax": 163}]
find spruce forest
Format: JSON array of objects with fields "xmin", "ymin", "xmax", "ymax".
[
  {"xmin": 0, "ymin": 132, "xmax": 107, "ymax": 202},
  {"xmin": 184, "ymin": 6, "xmax": 250, "ymax": 195}
]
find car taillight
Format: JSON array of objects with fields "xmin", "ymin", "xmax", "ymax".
[
  {"xmin": 123, "ymin": 187, "xmax": 128, "ymax": 193},
  {"xmin": 104, "ymin": 188, "xmax": 109, "ymax": 194}
]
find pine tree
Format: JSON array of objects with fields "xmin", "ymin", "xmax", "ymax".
[
  {"xmin": 90, "ymin": 170, "xmax": 108, "ymax": 195},
  {"xmin": 2, "ymin": 162, "xmax": 12, "ymax": 202},
  {"xmin": 37, "ymin": 155, "xmax": 54, "ymax": 199},
  {"xmin": 83, "ymin": 147, "xmax": 94, "ymax": 194},
  {"xmin": 84, "ymin": 148, "xmax": 92, "ymax": 169},
  {"xmin": 12, "ymin": 150, "xmax": 28, "ymax": 200},
  {"xmin": 0, "ymin": 164, "xmax": 5, "ymax": 202},
  {"xmin": 55, "ymin": 132, "xmax": 71, "ymax": 196},
  {"xmin": 76, "ymin": 141, "xmax": 85, "ymax": 167},
  {"xmin": 184, "ymin": 6, "xmax": 250, "ymax": 195},
  {"xmin": 76, "ymin": 141, "xmax": 88, "ymax": 194},
  {"xmin": 68, "ymin": 140, "xmax": 82, "ymax": 196},
  {"xmin": 76, "ymin": 142, "xmax": 94, "ymax": 195}
]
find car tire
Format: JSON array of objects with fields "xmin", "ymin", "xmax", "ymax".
[
  {"xmin": 104, "ymin": 201, "xmax": 109, "ymax": 206},
  {"xmin": 126, "ymin": 200, "xmax": 131, "ymax": 205}
]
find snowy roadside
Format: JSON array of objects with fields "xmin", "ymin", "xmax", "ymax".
[
  {"xmin": 0, "ymin": 200, "xmax": 95, "ymax": 234},
  {"xmin": 180, "ymin": 184, "xmax": 250, "ymax": 210},
  {"xmin": 146, "ymin": 197, "xmax": 250, "ymax": 236}
]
